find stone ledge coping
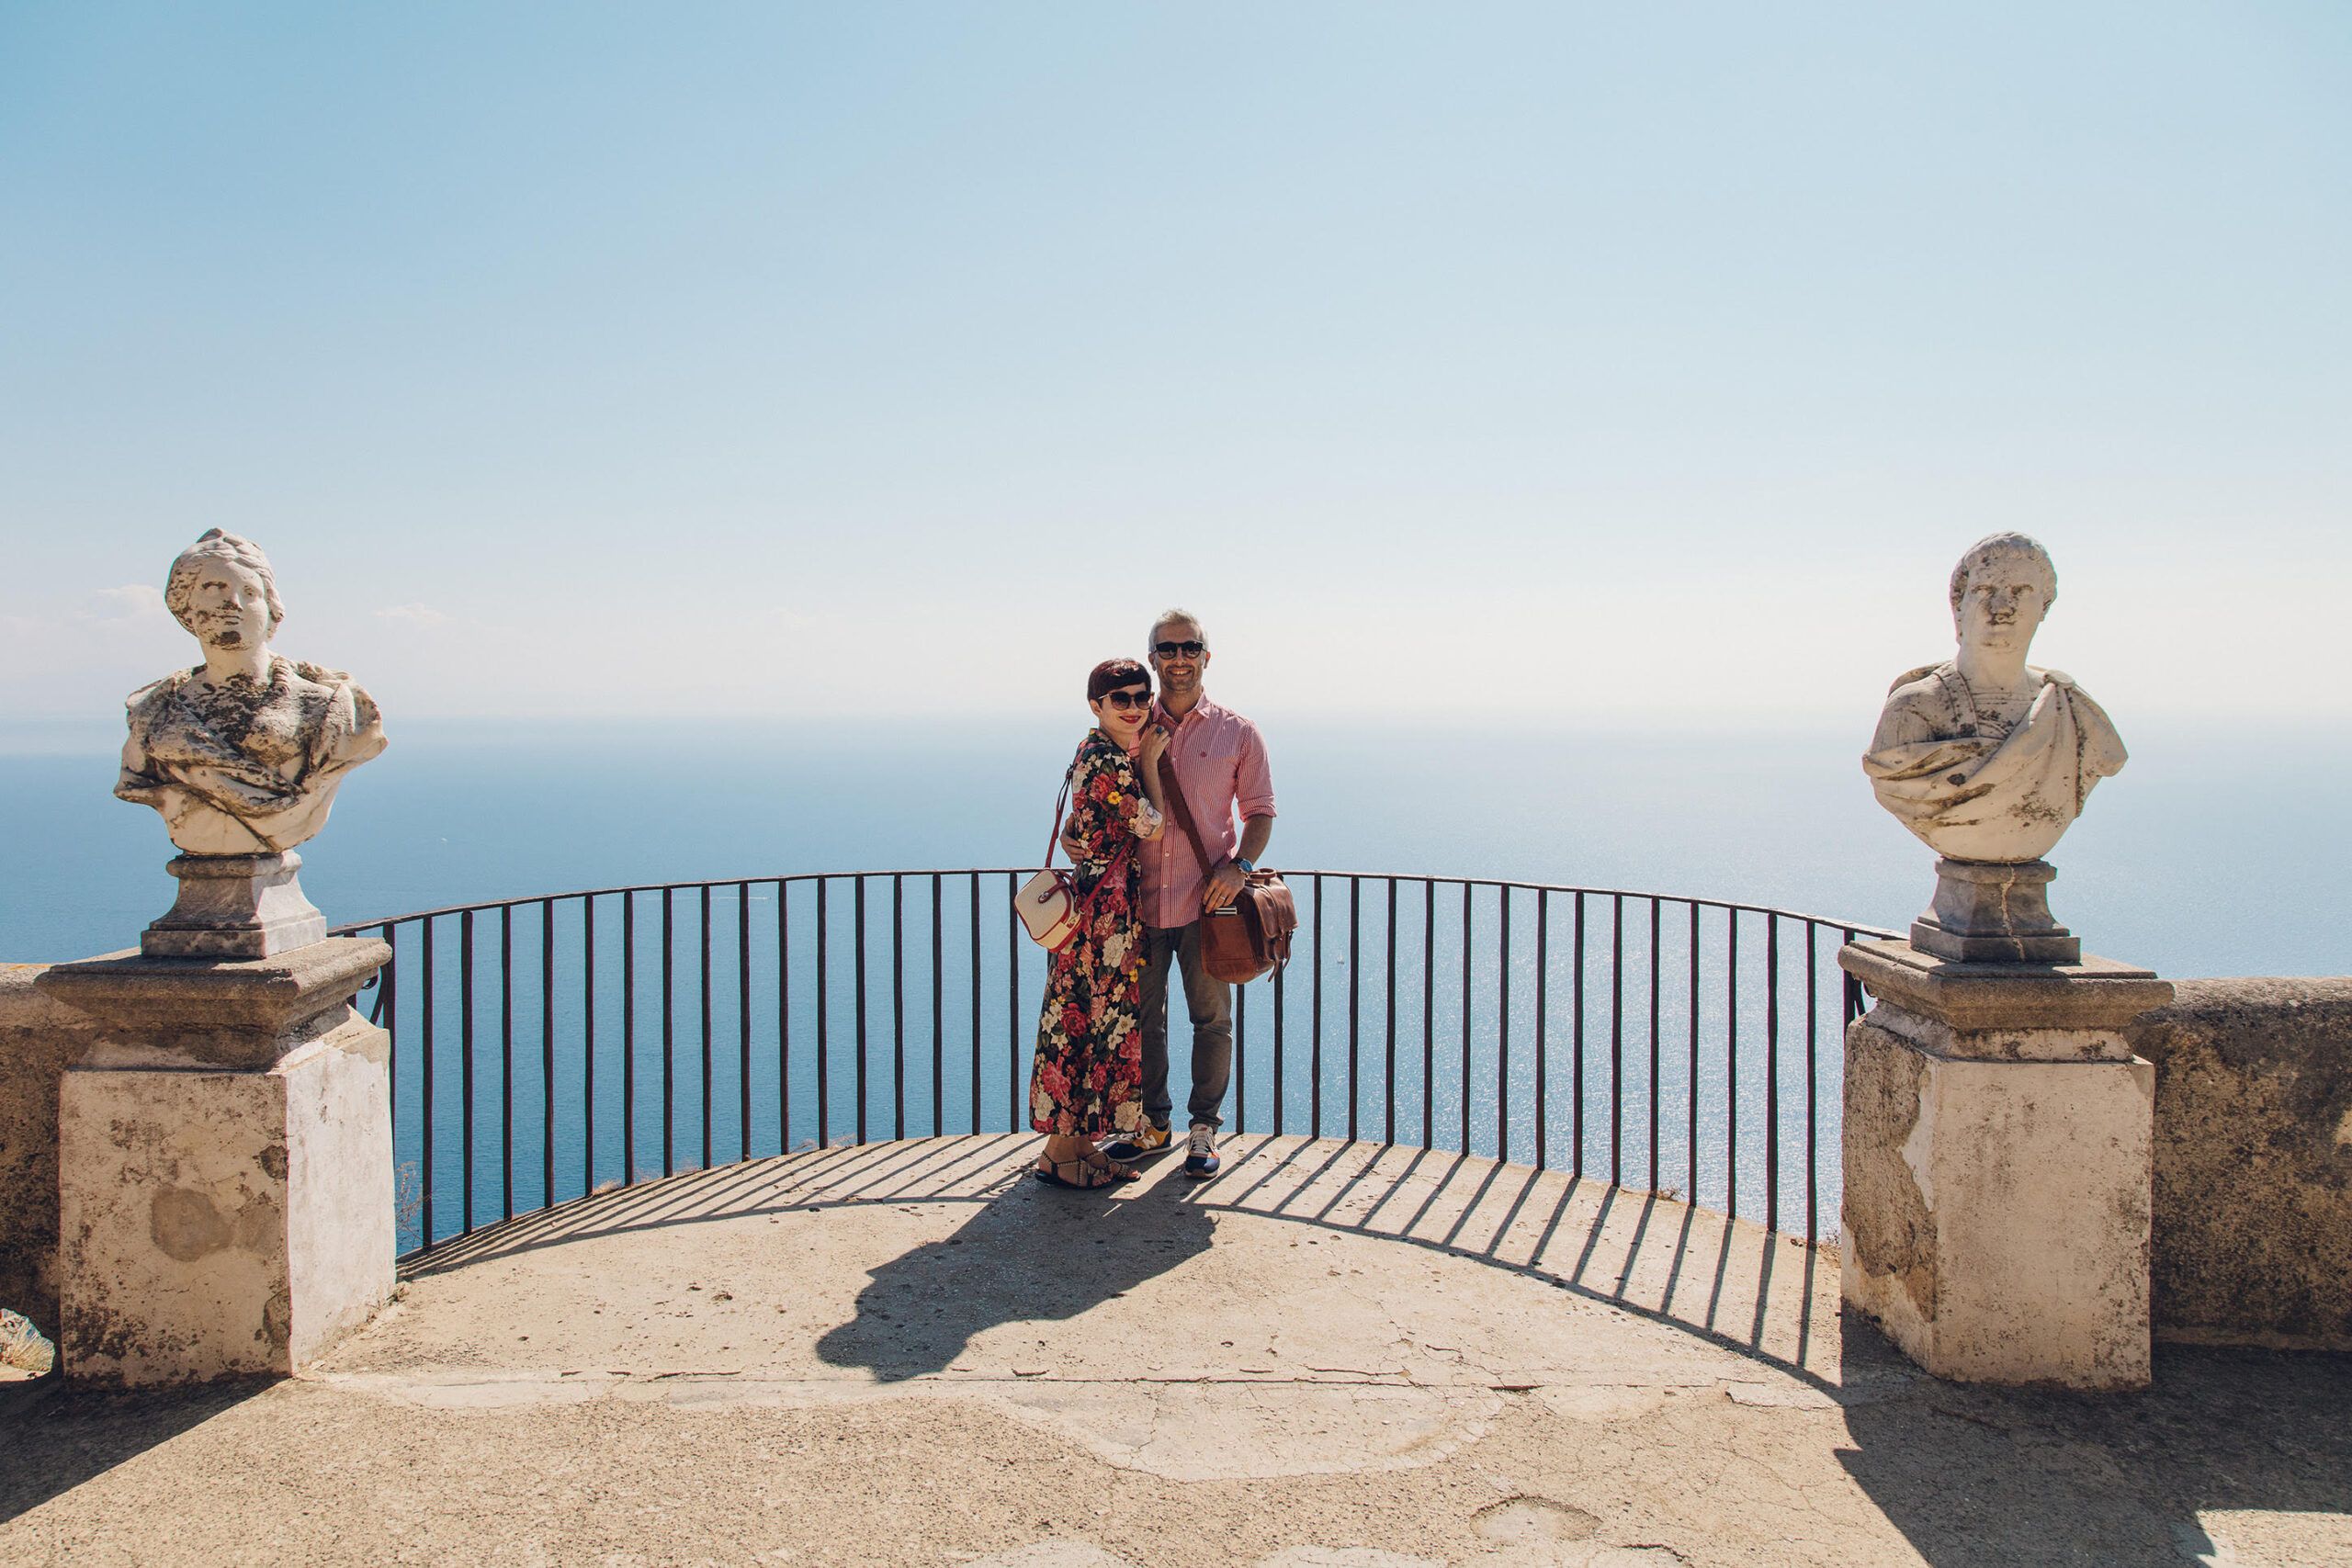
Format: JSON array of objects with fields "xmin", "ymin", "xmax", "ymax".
[
  {"xmin": 1839, "ymin": 938, "xmax": 2174, "ymax": 1034},
  {"xmin": 34, "ymin": 937, "xmax": 390, "ymax": 1068}
]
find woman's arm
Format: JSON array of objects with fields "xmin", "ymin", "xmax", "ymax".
[{"xmin": 1129, "ymin": 727, "xmax": 1169, "ymax": 840}]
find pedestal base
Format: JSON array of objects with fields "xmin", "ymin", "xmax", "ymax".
[
  {"xmin": 1838, "ymin": 940, "xmax": 2170, "ymax": 1391},
  {"xmin": 1910, "ymin": 858, "xmax": 2079, "ymax": 965},
  {"xmin": 142, "ymin": 852, "xmax": 327, "ymax": 960},
  {"xmin": 39, "ymin": 937, "xmax": 393, "ymax": 1385}
]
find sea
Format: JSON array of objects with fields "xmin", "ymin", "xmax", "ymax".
[{"xmin": 5, "ymin": 716, "xmax": 2343, "ymax": 1250}]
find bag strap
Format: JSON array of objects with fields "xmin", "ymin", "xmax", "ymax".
[
  {"xmin": 1157, "ymin": 751, "xmax": 1220, "ymax": 883},
  {"xmin": 1047, "ymin": 739, "xmax": 1135, "ymax": 919}
]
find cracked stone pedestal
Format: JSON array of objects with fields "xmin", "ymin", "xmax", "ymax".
[
  {"xmin": 1838, "ymin": 939, "xmax": 2171, "ymax": 1391},
  {"xmin": 141, "ymin": 851, "xmax": 327, "ymax": 960},
  {"xmin": 36, "ymin": 936, "xmax": 393, "ymax": 1385}
]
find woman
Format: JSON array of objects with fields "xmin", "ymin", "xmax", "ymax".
[{"xmin": 1028, "ymin": 659, "xmax": 1170, "ymax": 1189}]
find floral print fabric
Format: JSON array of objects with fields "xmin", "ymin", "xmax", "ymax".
[{"xmin": 1028, "ymin": 728, "xmax": 1155, "ymax": 1140}]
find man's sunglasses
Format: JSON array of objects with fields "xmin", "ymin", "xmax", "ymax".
[
  {"xmin": 1099, "ymin": 688, "xmax": 1154, "ymax": 711},
  {"xmin": 1152, "ymin": 640, "xmax": 1205, "ymax": 658}
]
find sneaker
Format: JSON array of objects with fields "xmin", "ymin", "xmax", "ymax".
[
  {"xmin": 1183, "ymin": 1122, "xmax": 1221, "ymax": 1179},
  {"xmin": 1102, "ymin": 1122, "xmax": 1171, "ymax": 1162}
]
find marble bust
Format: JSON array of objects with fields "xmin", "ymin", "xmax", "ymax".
[
  {"xmin": 1864, "ymin": 532, "xmax": 2125, "ymax": 863},
  {"xmin": 117, "ymin": 530, "xmax": 387, "ymax": 856}
]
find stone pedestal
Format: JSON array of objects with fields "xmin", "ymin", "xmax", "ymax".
[
  {"xmin": 38, "ymin": 938, "xmax": 392, "ymax": 1385},
  {"xmin": 1838, "ymin": 939, "xmax": 2171, "ymax": 1391},
  {"xmin": 1911, "ymin": 858, "xmax": 2078, "ymax": 965},
  {"xmin": 141, "ymin": 852, "xmax": 328, "ymax": 960}
]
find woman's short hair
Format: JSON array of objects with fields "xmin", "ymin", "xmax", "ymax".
[
  {"xmin": 1948, "ymin": 533, "xmax": 2057, "ymax": 621},
  {"xmin": 164, "ymin": 529, "xmax": 285, "ymax": 635},
  {"xmin": 1087, "ymin": 658, "xmax": 1152, "ymax": 703}
]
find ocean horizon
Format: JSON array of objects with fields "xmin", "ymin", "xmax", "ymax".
[{"xmin": 6, "ymin": 713, "xmax": 2342, "ymax": 978}]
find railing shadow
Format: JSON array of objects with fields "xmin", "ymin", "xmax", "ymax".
[{"xmin": 388, "ymin": 1131, "xmax": 1838, "ymax": 1387}]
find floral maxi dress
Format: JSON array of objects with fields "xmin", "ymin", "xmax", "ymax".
[{"xmin": 1028, "ymin": 729, "xmax": 1157, "ymax": 1141}]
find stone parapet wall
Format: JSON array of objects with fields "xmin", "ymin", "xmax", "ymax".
[
  {"xmin": 0, "ymin": 964, "xmax": 102, "ymax": 1334},
  {"xmin": 2130, "ymin": 978, "xmax": 2352, "ymax": 1349}
]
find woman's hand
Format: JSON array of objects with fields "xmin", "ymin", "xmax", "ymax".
[{"xmin": 1138, "ymin": 723, "xmax": 1170, "ymax": 773}]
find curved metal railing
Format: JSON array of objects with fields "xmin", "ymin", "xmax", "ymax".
[{"xmin": 337, "ymin": 870, "xmax": 1899, "ymax": 1261}]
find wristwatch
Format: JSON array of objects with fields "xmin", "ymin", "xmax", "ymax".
[{"xmin": 1232, "ymin": 857, "xmax": 1255, "ymax": 874}]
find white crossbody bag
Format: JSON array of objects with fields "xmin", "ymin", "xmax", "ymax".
[{"xmin": 1014, "ymin": 749, "xmax": 1132, "ymax": 950}]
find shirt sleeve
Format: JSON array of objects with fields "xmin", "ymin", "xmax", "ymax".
[{"xmin": 1234, "ymin": 721, "xmax": 1276, "ymax": 820}]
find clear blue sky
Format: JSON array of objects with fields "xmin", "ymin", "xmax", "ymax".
[{"xmin": 5, "ymin": 2, "xmax": 2346, "ymax": 733}]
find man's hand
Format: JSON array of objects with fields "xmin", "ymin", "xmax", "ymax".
[{"xmin": 1204, "ymin": 861, "xmax": 1250, "ymax": 913}]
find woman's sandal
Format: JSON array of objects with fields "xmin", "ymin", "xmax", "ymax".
[{"xmin": 1032, "ymin": 1150, "xmax": 1140, "ymax": 1190}]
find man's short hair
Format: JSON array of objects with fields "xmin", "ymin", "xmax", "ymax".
[
  {"xmin": 1148, "ymin": 607, "xmax": 1206, "ymax": 654},
  {"xmin": 1948, "ymin": 533, "xmax": 2057, "ymax": 622}
]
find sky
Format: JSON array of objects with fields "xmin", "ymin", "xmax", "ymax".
[{"xmin": 3, "ymin": 2, "xmax": 2347, "ymax": 737}]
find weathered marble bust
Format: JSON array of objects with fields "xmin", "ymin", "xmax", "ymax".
[
  {"xmin": 1864, "ymin": 533, "xmax": 2125, "ymax": 863},
  {"xmin": 117, "ymin": 530, "xmax": 388, "ymax": 856},
  {"xmin": 1863, "ymin": 533, "xmax": 2126, "ymax": 964}
]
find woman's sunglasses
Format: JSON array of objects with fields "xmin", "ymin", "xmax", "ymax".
[{"xmin": 1098, "ymin": 688, "xmax": 1154, "ymax": 711}]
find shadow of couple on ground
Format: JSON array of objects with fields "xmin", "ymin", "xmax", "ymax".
[{"xmin": 815, "ymin": 1158, "xmax": 1216, "ymax": 1383}]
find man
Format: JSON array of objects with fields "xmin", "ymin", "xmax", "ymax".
[{"xmin": 1102, "ymin": 609, "xmax": 1275, "ymax": 1178}]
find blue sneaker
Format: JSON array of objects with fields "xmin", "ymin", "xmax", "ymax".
[
  {"xmin": 1102, "ymin": 1122, "xmax": 1170, "ymax": 1163},
  {"xmin": 1183, "ymin": 1122, "xmax": 1221, "ymax": 1179}
]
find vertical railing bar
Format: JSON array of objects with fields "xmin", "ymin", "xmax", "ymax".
[
  {"xmin": 790, "ymin": 879, "xmax": 799, "ymax": 1146},
  {"xmin": 1498, "ymin": 886, "xmax": 1510, "ymax": 1166},
  {"xmin": 1767, "ymin": 912, "xmax": 1782, "ymax": 1236},
  {"xmin": 1310, "ymin": 873, "xmax": 1324, "ymax": 1141},
  {"xmin": 968, "ymin": 875, "xmax": 981, "ymax": 1134},
  {"xmin": 541, "ymin": 899, "xmax": 555, "ymax": 1211},
  {"xmin": 929, "ymin": 874, "xmax": 943, "ymax": 1138},
  {"xmin": 699, "ymin": 884, "xmax": 713, "ymax": 1172},
  {"xmin": 816, "ymin": 880, "xmax": 831, "ymax": 1150},
  {"xmin": 1272, "ymin": 932, "xmax": 1287, "ymax": 1136},
  {"xmin": 583, "ymin": 897, "xmax": 596, "ymax": 1199},
  {"xmin": 854, "ymin": 876, "xmax": 870, "ymax": 1145},
  {"xmin": 420, "ymin": 917, "xmax": 436, "ymax": 1248},
  {"xmin": 1421, "ymin": 879, "xmax": 1434, "ymax": 1150},
  {"xmin": 1610, "ymin": 892, "xmax": 1623, "ymax": 1190},
  {"xmin": 1385, "ymin": 877, "xmax": 1398, "ymax": 1148},
  {"xmin": 1726, "ymin": 907, "xmax": 1740, "ymax": 1220},
  {"xmin": 1533, "ymin": 891, "xmax": 1548, "ymax": 1172},
  {"xmin": 738, "ymin": 882, "xmax": 752, "ymax": 1164},
  {"xmin": 1459, "ymin": 881, "xmax": 1473, "ymax": 1156},
  {"xmin": 1572, "ymin": 892, "xmax": 1586, "ymax": 1179},
  {"xmin": 1348, "ymin": 874, "xmax": 1361, "ymax": 1144},
  {"xmin": 1647, "ymin": 897, "xmax": 1661, "ymax": 1195},
  {"xmin": 623, "ymin": 895, "xmax": 637, "ymax": 1188},
  {"xmin": 1234, "ymin": 963, "xmax": 1247, "ymax": 1135},
  {"xmin": 662, "ymin": 888, "xmax": 675, "ymax": 1178},
  {"xmin": 500, "ymin": 903, "xmax": 514, "ymax": 1223},
  {"xmin": 1688, "ymin": 901, "xmax": 1701, "ymax": 1202},
  {"xmin": 1806, "ymin": 919, "xmax": 1821, "ymax": 1245},
  {"xmin": 891, "ymin": 873, "xmax": 906, "ymax": 1143},
  {"xmin": 1005, "ymin": 873, "xmax": 1019, "ymax": 1134},
  {"xmin": 461, "ymin": 908, "xmax": 476, "ymax": 1237}
]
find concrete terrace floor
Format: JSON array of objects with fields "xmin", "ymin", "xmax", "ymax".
[{"xmin": 3, "ymin": 1134, "xmax": 2347, "ymax": 1567}]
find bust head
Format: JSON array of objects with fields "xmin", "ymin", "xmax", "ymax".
[
  {"xmin": 1947, "ymin": 532, "xmax": 2056, "ymax": 660},
  {"xmin": 164, "ymin": 530, "xmax": 284, "ymax": 655}
]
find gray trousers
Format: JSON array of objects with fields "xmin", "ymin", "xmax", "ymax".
[{"xmin": 1138, "ymin": 920, "xmax": 1234, "ymax": 1131}]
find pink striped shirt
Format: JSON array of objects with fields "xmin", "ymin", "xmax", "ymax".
[{"xmin": 1138, "ymin": 695, "xmax": 1276, "ymax": 930}]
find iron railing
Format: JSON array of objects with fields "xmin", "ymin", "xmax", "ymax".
[{"xmin": 335, "ymin": 871, "xmax": 1897, "ymax": 1261}]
